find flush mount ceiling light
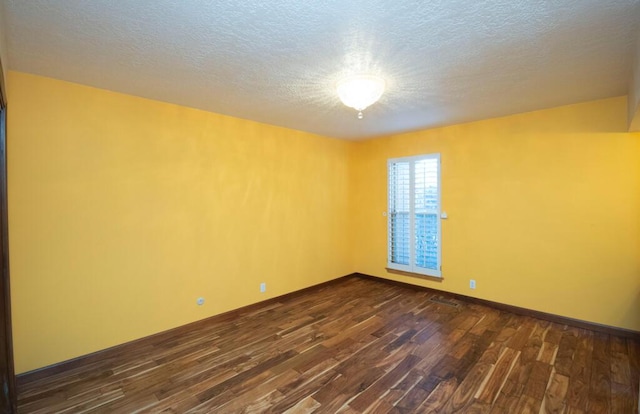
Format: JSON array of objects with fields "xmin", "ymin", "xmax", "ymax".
[{"xmin": 337, "ymin": 74, "xmax": 385, "ymax": 119}]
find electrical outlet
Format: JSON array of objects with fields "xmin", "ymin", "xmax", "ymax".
[
  {"xmin": 260, "ymin": 282, "xmax": 266, "ymax": 293},
  {"xmin": 196, "ymin": 297, "xmax": 205, "ymax": 306},
  {"xmin": 469, "ymin": 280, "xmax": 476, "ymax": 289}
]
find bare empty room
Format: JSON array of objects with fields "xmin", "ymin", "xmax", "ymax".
[{"xmin": 0, "ymin": 1, "xmax": 638, "ymax": 413}]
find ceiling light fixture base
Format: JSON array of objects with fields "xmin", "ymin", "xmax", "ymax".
[{"xmin": 337, "ymin": 74, "xmax": 385, "ymax": 119}]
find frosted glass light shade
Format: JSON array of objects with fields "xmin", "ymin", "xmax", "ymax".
[{"xmin": 337, "ymin": 75, "xmax": 385, "ymax": 112}]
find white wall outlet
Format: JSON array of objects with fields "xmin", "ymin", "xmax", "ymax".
[
  {"xmin": 196, "ymin": 297, "xmax": 205, "ymax": 306},
  {"xmin": 260, "ymin": 282, "xmax": 266, "ymax": 293},
  {"xmin": 469, "ymin": 280, "xmax": 476, "ymax": 289}
]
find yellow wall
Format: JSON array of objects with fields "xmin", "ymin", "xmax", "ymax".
[
  {"xmin": 7, "ymin": 71, "xmax": 640, "ymax": 374},
  {"xmin": 351, "ymin": 96, "xmax": 640, "ymax": 332},
  {"xmin": 7, "ymin": 72, "xmax": 353, "ymax": 373}
]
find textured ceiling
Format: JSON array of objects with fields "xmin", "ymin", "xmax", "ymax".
[{"xmin": 3, "ymin": 0, "xmax": 640, "ymax": 139}]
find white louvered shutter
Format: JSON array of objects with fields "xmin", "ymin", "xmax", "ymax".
[
  {"xmin": 388, "ymin": 161, "xmax": 411, "ymax": 266},
  {"xmin": 388, "ymin": 154, "xmax": 441, "ymax": 277}
]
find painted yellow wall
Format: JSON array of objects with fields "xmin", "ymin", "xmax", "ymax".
[
  {"xmin": 7, "ymin": 71, "xmax": 353, "ymax": 374},
  {"xmin": 351, "ymin": 97, "xmax": 640, "ymax": 332},
  {"xmin": 7, "ymin": 70, "xmax": 640, "ymax": 374}
]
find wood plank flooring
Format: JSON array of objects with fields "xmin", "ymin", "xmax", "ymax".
[{"xmin": 17, "ymin": 276, "xmax": 640, "ymax": 413}]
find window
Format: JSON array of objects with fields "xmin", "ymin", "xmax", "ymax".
[{"xmin": 388, "ymin": 154, "xmax": 441, "ymax": 277}]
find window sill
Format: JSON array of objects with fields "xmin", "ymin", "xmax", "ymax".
[{"xmin": 385, "ymin": 267, "xmax": 443, "ymax": 282}]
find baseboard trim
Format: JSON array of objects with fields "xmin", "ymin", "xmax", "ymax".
[
  {"xmin": 16, "ymin": 273, "xmax": 358, "ymax": 387},
  {"xmin": 355, "ymin": 273, "xmax": 640, "ymax": 341}
]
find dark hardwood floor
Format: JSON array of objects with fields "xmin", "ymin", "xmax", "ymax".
[{"xmin": 17, "ymin": 276, "xmax": 640, "ymax": 413}]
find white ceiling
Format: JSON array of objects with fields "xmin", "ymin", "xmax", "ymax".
[{"xmin": 3, "ymin": 0, "xmax": 640, "ymax": 140}]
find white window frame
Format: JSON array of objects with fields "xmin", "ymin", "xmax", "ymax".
[{"xmin": 387, "ymin": 153, "xmax": 442, "ymax": 277}]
